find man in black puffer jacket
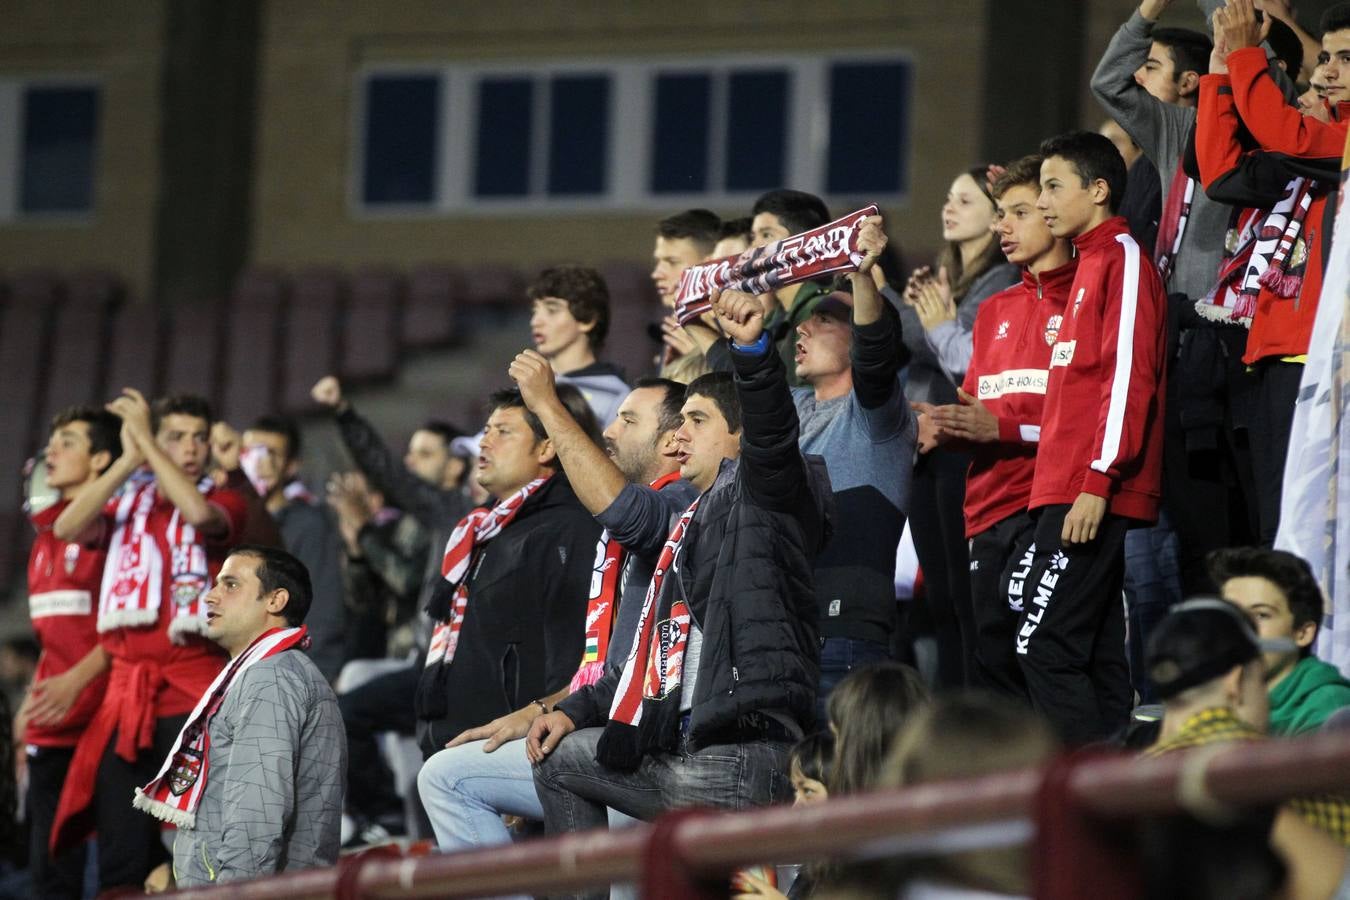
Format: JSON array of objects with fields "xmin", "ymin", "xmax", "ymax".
[{"xmin": 527, "ymin": 290, "xmax": 833, "ymax": 882}]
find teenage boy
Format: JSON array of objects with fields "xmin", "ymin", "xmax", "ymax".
[
  {"xmin": 241, "ymin": 414, "xmax": 345, "ymax": 683},
  {"xmin": 749, "ymin": 189, "xmax": 834, "ymax": 384},
  {"xmin": 1013, "ymin": 131, "xmax": 1166, "ymax": 745},
  {"xmin": 652, "ymin": 209, "xmax": 721, "ymax": 383},
  {"xmin": 1210, "ymin": 547, "xmax": 1350, "ymax": 735},
  {"xmin": 49, "ymin": 391, "xmax": 248, "ymax": 891},
  {"xmin": 922, "ymin": 156, "xmax": 1077, "ymax": 698},
  {"xmin": 19, "ymin": 408, "xmax": 121, "ymax": 899},
  {"xmin": 529, "ymin": 265, "xmax": 629, "ymax": 426}
]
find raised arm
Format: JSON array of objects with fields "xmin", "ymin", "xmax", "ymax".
[
  {"xmin": 848, "ymin": 218, "xmax": 911, "ymax": 440},
  {"xmin": 53, "ymin": 434, "xmax": 142, "ymax": 542},
  {"xmin": 1196, "ymin": 72, "xmax": 1291, "ymax": 208}
]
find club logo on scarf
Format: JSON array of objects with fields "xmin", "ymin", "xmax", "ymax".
[
  {"xmin": 1043, "ymin": 314, "xmax": 1063, "ymax": 346},
  {"xmin": 110, "ymin": 536, "xmax": 147, "ymax": 598},
  {"xmin": 643, "ymin": 599, "xmax": 690, "ymax": 701},
  {"xmin": 171, "ymin": 576, "xmax": 206, "ymax": 607},
  {"xmin": 63, "ymin": 543, "xmax": 80, "ymax": 576},
  {"xmin": 168, "ymin": 745, "xmax": 204, "ymax": 796}
]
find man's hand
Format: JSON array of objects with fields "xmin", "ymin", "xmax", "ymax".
[
  {"xmin": 1215, "ymin": 0, "xmax": 1271, "ymax": 52},
  {"xmin": 326, "ymin": 472, "xmax": 373, "ymax": 555},
  {"xmin": 1139, "ymin": 0, "xmax": 1174, "ymax": 22},
  {"xmin": 446, "ymin": 706, "xmax": 539, "ymax": 753},
  {"xmin": 1062, "ymin": 492, "xmax": 1108, "ymax": 545},
  {"xmin": 144, "ymin": 862, "xmax": 174, "ymax": 894},
  {"xmin": 904, "ymin": 267, "xmax": 957, "ymax": 331},
  {"xmin": 210, "ymin": 421, "xmax": 242, "ymax": 474},
  {"xmin": 660, "ymin": 316, "xmax": 699, "ymax": 357},
  {"xmin": 525, "ymin": 710, "xmax": 576, "ymax": 764},
  {"xmin": 930, "ymin": 389, "xmax": 1000, "ymax": 444},
  {"xmin": 1210, "ymin": 16, "xmax": 1231, "ymax": 74},
  {"xmin": 25, "ymin": 669, "xmax": 86, "ymax": 726},
  {"xmin": 106, "ymin": 388, "xmax": 154, "ymax": 447},
  {"xmin": 852, "ymin": 215, "xmax": 887, "ymax": 275},
  {"xmin": 508, "ymin": 349, "xmax": 562, "ymax": 413},
  {"xmin": 711, "ymin": 289, "xmax": 766, "ymax": 346},
  {"xmin": 310, "ymin": 375, "xmax": 344, "ymax": 409}
]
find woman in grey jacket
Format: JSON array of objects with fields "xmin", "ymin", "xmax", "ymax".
[{"xmin": 885, "ymin": 166, "xmax": 1017, "ymax": 688}]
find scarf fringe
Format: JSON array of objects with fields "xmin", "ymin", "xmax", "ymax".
[
  {"xmin": 569, "ymin": 660, "xmax": 606, "ymax": 694},
  {"xmin": 167, "ymin": 615, "xmax": 210, "ymax": 643},
  {"xmin": 97, "ymin": 607, "xmax": 160, "ymax": 633},
  {"xmin": 1258, "ymin": 267, "xmax": 1304, "ymax": 299},
  {"xmin": 1193, "ymin": 301, "xmax": 1253, "ymax": 328},
  {"xmin": 132, "ymin": 789, "xmax": 196, "ymax": 829}
]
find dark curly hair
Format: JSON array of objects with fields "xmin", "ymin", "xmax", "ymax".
[{"xmin": 527, "ymin": 265, "xmax": 611, "ymax": 350}]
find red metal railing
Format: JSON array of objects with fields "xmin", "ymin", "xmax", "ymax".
[{"xmin": 164, "ymin": 729, "xmax": 1350, "ymax": 899}]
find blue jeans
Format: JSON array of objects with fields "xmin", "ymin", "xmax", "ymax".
[
  {"xmin": 1123, "ymin": 513, "xmax": 1183, "ymax": 704},
  {"xmin": 817, "ymin": 637, "xmax": 892, "ymax": 724},
  {"xmin": 533, "ymin": 726, "xmax": 790, "ymax": 899}
]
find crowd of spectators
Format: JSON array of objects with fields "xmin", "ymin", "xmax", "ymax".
[{"xmin": 6, "ymin": 0, "xmax": 1350, "ymax": 896}]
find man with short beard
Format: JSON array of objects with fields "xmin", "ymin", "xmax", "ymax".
[{"xmin": 417, "ymin": 376, "xmax": 697, "ymax": 851}]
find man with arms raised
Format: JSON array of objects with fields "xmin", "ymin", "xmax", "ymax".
[
  {"xmin": 527, "ymin": 291, "xmax": 833, "ymax": 900},
  {"xmin": 417, "ymin": 377, "xmax": 697, "ymax": 851},
  {"xmin": 135, "ymin": 545, "xmax": 344, "ymax": 888}
]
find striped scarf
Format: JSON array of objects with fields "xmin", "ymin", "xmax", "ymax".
[
  {"xmin": 133, "ymin": 625, "xmax": 308, "ymax": 828},
  {"xmin": 98, "ymin": 472, "xmax": 213, "ymax": 641},
  {"xmin": 673, "ymin": 205, "xmax": 878, "ymax": 325},
  {"xmin": 596, "ymin": 495, "xmax": 701, "ymax": 771},
  {"xmin": 570, "ymin": 471, "xmax": 682, "ymax": 691},
  {"xmin": 1154, "ymin": 168, "xmax": 1195, "ymax": 285},
  {"xmin": 425, "ymin": 477, "xmax": 550, "ymax": 670}
]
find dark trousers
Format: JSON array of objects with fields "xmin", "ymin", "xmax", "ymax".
[
  {"xmin": 27, "ymin": 745, "xmax": 85, "ymax": 900},
  {"xmin": 340, "ymin": 662, "xmax": 419, "ymax": 821},
  {"xmin": 96, "ymin": 715, "xmax": 185, "ymax": 891},
  {"xmin": 816, "ymin": 637, "xmax": 892, "ymax": 725},
  {"xmin": 1004, "ymin": 506, "xmax": 1131, "ymax": 746},
  {"xmin": 910, "ymin": 448, "xmax": 974, "ymax": 687},
  {"xmin": 970, "ymin": 510, "xmax": 1036, "ymax": 699},
  {"xmin": 1247, "ymin": 359, "xmax": 1303, "ymax": 546}
]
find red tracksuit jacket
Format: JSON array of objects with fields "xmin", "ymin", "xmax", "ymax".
[
  {"xmin": 960, "ymin": 259, "xmax": 1076, "ymax": 538},
  {"xmin": 1029, "ymin": 217, "xmax": 1166, "ymax": 523}
]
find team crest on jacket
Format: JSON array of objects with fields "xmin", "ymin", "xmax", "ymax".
[
  {"xmin": 1043, "ymin": 314, "xmax": 1063, "ymax": 346},
  {"xmin": 996, "ymin": 320, "xmax": 1010, "ymax": 340},
  {"xmin": 642, "ymin": 599, "xmax": 690, "ymax": 701},
  {"xmin": 168, "ymin": 746, "xmax": 203, "ymax": 796}
]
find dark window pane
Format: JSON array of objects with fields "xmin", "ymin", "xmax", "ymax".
[
  {"xmin": 362, "ymin": 75, "xmax": 439, "ymax": 206},
  {"xmin": 548, "ymin": 75, "xmax": 609, "ymax": 195},
  {"xmin": 724, "ymin": 70, "xmax": 788, "ymax": 192},
  {"xmin": 650, "ymin": 73, "xmax": 710, "ymax": 194},
  {"xmin": 475, "ymin": 78, "xmax": 534, "ymax": 197},
  {"xmin": 20, "ymin": 86, "xmax": 99, "ymax": 213},
  {"xmin": 827, "ymin": 62, "xmax": 910, "ymax": 195}
]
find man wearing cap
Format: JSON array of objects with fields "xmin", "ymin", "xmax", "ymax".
[
  {"xmin": 1144, "ymin": 598, "xmax": 1350, "ymax": 849},
  {"xmin": 788, "ymin": 216, "xmax": 915, "ymax": 716}
]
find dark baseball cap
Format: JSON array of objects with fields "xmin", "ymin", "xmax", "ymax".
[
  {"xmin": 1146, "ymin": 598, "xmax": 1298, "ymax": 701},
  {"xmin": 812, "ymin": 290, "xmax": 854, "ymax": 321}
]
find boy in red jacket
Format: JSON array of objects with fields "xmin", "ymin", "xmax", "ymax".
[
  {"xmin": 922, "ymin": 154, "xmax": 1077, "ymax": 698},
  {"xmin": 1010, "ymin": 131, "xmax": 1166, "ymax": 744}
]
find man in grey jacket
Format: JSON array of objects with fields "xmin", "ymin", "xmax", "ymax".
[{"xmin": 165, "ymin": 545, "xmax": 345, "ymax": 888}]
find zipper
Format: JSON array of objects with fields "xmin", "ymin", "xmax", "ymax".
[{"xmin": 200, "ymin": 843, "xmax": 217, "ymax": 882}]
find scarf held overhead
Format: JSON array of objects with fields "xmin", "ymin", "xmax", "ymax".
[
  {"xmin": 425, "ymin": 477, "xmax": 550, "ymax": 670},
  {"xmin": 596, "ymin": 495, "xmax": 702, "ymax": 771},
  {"xmin": 132, "ymin": 625, "xmax": 309, "ymax": 829},
  {"xmin": 673, "ymin": 205, "xmax": 879, "ymax": 325}
]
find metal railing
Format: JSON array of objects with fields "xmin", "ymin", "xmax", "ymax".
[{"xmin": 164, "ymin": 729, "xmax": 1350, "ymax": 899}]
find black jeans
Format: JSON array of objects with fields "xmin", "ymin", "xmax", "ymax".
[
  {"xmin": 534, "ymin": 726, "xmax": 791, "ymax": 900},
  {"xmin": 340, "ymin": 662, "xmax": 419, "ymax": 822},
  {"xmin": 970, "ymin": 510, "xmax": 1036, "ymax": 700},
  {"xmin": 96, "ymin": 715, "xmax": 185, "ymax": 891},
  {"xmin": 27, "ymin": 745, "xmax": 85, "ymax": 900},
  {"xmin": 1246, "ymin": 359, "xmax": 1303, "ymax": 546},
  {"xmin": 910, "ymin": 448, "xmax": 974, "ymax": 687},
  {"xmin": 1004, "ymin": 506, "xmax": 1131, "ymax": 746}
]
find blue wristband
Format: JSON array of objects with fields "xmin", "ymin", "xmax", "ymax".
[{"xmin": 730, "ymin": 332, "xmax": 772, "ymax": 356}]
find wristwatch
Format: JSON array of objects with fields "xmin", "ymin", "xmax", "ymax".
[{"xmin": 532, "ymin": 698, "xmax": 551, "ymax": 715}]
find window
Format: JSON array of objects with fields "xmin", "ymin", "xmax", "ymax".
[
  {"xmin": 0, "ymin": 78, "xmax": 101, "ymax": 222},
  {"xmin": 354, "ymin": 52, "xmax": 911, "ymax": 215}
]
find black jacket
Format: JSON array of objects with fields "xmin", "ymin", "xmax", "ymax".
[
  {"xmin": 415, "ymin": 475, "xmax": 600, "ymax": 754},
  {"xmin": 558, "ymin": 343, "xmax": 834, "ymax": 748}
]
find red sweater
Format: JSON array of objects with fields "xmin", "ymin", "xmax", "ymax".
[
  {"xmin": 1029, "ymin": 217, "xmax": 1166, "ymax": 522},
  {"xmin": 25, "ymin": 501, "xmax": 110, "ymax": 747},
  {"xmin": 1200, "ymin": 50, "xmax": 1347, "ymax": 363},
  {"xmin": 960, "ymin": 259, "xmax": 1076, "ymax": 537}
]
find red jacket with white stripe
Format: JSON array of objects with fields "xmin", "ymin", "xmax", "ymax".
[
  {"xmin": 1029, "ymin": 217, "xmax": 1166, "ymax": 522},
  {"xmin": 960, "ymin": 259, "xmax": 1076, "ymax": 538}
]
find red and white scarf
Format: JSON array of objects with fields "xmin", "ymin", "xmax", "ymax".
[
  {"xmin": 98, "ymin": 472, "xmax": 213, "ymax": 641},
  {"xmin": 570, "ymin": 471, "xmax": 682, "ymax": 692},
  {"xmin": 596, "ymin": 495, "xmax": 702, "ymax": 771},
  {"xmin": 133, "ymin": 625, "xmax": 308, "ymax": 828},
  {"xmin": 425, "ymin": 477, "xmax": 550, "ymax": 669},
  {"xmin": 673, "ymin": 205, "xmax": 878, "ymax": 325},
  {"xmin": 1155, "ymin": 167, "xmax": 1195, "ymax": 286}
]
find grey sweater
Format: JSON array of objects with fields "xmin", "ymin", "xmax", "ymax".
[
  {"xmin": 1091, "ymin": 10, "xmax": 1230, "ymax": 302},
  {"xmin": 172, "ymin": 650, "xmax": 346, "ymax": 887}
]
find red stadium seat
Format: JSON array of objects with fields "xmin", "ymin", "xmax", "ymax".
[{"xmin": 342, "ymin": 268, "xmax": 402, "ymax": 383}]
